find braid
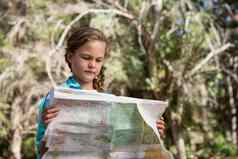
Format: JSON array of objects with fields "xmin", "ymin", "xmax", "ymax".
[{"xmin": 93, "ymin": 66, "xmax": 106, "ymax": 91}]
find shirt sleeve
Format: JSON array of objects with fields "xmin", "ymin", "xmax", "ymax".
[{"xmin": 35, "ymin": 90, "xmax": 54, "ymax": 158}]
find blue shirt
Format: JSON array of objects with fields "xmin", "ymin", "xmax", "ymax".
[{"xmin": 35, "ymin": 75, "xmax": 81, "ymax": 158}]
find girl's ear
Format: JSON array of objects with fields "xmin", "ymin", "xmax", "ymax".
[{"xmin": 66, "ymin": 53, "xmax": 73, "ymax": 64}]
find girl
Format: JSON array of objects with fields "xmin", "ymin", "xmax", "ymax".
[{"xmin": 36, "ymin": 26, "xmax": 166, "ymax": 158}]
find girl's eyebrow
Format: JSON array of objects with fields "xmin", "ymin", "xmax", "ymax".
[
  {"xmin": 79, "ymin": 53, "xmax": 93, "ymax": 57},
  {"xmin": 79, "ymin": 52, "xmax": 91, "ymax": 56},
  {"xmin": 79, "ymin": 52, "xmax": 105, "ymax": 59}
]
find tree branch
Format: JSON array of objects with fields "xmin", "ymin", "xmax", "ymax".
[
  {"xmin": 46, "ymin": 8, "xmax": 135, "ymax": 86},
  {"xmin": 188, "ymin": 43, "xmax": 233, "ymax": 77}
]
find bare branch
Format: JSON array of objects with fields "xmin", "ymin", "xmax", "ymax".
[
  {"xmin": 136, "ymin": 25, "xmax": 147, "ymax": 55},
  {"xmin": 151, "ymin": 0, "xmax": 163, "ymax": 42},
  {"xmin": 139, "ymin": 1, "xmax": 151, "ymax": 22},
  {"xmin": 162, "ymin": 59, "xmax": 175, "ymax": 74},
  {"xmin": 188, "ymin": 43, "xmax": 233, "ymax": 77},
  {"xmin": 222, "ymin": 66, "xmax": 238, "ymax": 84},
  {"xmin": 136, "ymin": 1, "xmax": 151, "ymax": 55},
  {"xmin": 56, "ymin": 9, "xmax": 134, "ymax": 50},
  {"xmin": 46, "ymin": 8, "xmax": 135, "ymax": 86},
  {"xmin": 226, "ymin": 76, "xmax": 237, "ymax": 145},
  {"xmin": 50, "ymin": 19, "xmax": 64, "ymax": 49},
  {"xmin": 7, "ymin": 17, "xmax": 26, "ymax": 45}
]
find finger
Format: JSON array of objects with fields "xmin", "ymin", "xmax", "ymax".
[
  {"xmin": 159, "ymin": 129, "xmax": 164, "ymax": 134},
  {"xmin": 156, "ymin": 119, "xmax": 165, "ymax": 125},
  {"xmin": 43, "ymin": 112, "xmax": 59, "ymax": 121},
  {"xmin": 159, "ymin": 129, "xmax": 165, "ymax": 138},
  {"xmin": 45, "ymin": 107, "xmax": 60, "ymax": 114},
  {"xmin": 45, "ymin": 118, "xmax": 55, "ymax": 125},
  {"xmin": 43, "ymin": 113, "xmax": 58, "ymax": 125},
  {"xmin": 160, "ymin": 116, "xmax": 164, "ymax": 120},
  {"xmin": 156, "ymin": 123, "xmax": 165, "ymax": 130},
  {"xmin": 44, "ymin": 113, "xmax": 58, "ymax": 125}
]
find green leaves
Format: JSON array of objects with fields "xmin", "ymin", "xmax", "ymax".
[{"xmin": 21, "ymin": 136, "xmax": 36, "ymax": 159}]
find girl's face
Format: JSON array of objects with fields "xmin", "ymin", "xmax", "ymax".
[{"xmin": 67, "ymin": 40, "xmax": 106, "ymax": 87}]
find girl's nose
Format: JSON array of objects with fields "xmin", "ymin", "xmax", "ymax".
[{"xmin": 88, "ymin": 60, "xmax": 96, "ymax": 68}]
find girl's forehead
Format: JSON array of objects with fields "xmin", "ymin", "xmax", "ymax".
[
  {"xmin": 85, "ymin": 40, "xmax": 106, "ymax": 47},
  {"xmin": 75, "ymin": 40, "xmax": 106, "ymax": 56}
]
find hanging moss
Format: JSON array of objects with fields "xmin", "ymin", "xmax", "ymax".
[
  {"xmin": 0, "ymin": 31, "xmax": 6, "ymax": 47},
  {"xmin": 0, "ymin": 58, "xmax": 11, "ymax": 73},
  {"xmin": 25, "ymin": 56, "xmax": 47, "ymax": 81}
]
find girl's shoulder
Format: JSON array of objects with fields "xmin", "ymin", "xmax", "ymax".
[
  {"xmin": 38, "ymin": 89, "xmax": 54, "ymax": 111},
  {"xmin": 61, "ymin": 75, "xmax": 81, "ymax": 89}
]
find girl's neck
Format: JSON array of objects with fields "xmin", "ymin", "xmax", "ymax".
[
  {"xmin": 81, "ymin": 84, "xmax": 94, "ymax": 90},
  {"xmin": 73, "ymin": 76, "xmax": 95, "ymax": 90},
  {"xmin": 79, "ymin": 81, "xmax": 94, "ymax": 90}
]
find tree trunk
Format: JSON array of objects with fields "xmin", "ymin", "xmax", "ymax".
[
  {"xmin": 11, "ymin": 128, "xmax": 22, "ymax": 159},
  {"xmin": 10, "ymin": 97, "xmax": 22, "ymax": 159},
  {"xmin": 200, "ymin": 84, "xmax": 211, "ymax": 139},
  {"xmin": 171, "ymin": 111, "xmax": 186, "ymax": 159},
  {"xmin": 9, "ymin": 0, "xmax": 27, "ymax": 16},
  {"xmin": 226, "ymin": 76, "xmax": 237, "ymax": 145}
]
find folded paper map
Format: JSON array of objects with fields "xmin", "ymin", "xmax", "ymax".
[{"xmin": 42, "ymin": 87, "xmax": 174, "ymax": 159}]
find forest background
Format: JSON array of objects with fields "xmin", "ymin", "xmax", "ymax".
[{"xmin": 0, "ymin": 0, "xmax": 238, "ymax": 159}]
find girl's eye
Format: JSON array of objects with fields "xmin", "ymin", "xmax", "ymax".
[
  {"xmin": 81, "ymin": 56, "xmax": 90, "ymax": 60},
  {"xmin": 96, "ymin": 59, "xmax": 103, "ymax": 63}
]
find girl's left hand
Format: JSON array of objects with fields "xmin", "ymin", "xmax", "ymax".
[{"xmin": 156, "ymin": 117, "xmax": 166, "ymax": 138}]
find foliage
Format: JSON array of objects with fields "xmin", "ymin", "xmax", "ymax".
[
  {"xmin": 21, "ymin": 136, "xmax": 36, "ymax": 159},
  {"xmin": 0, "ymin": 0, "xmax": 237, "ymax": 159}
]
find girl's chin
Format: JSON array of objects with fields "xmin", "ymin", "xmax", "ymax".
[
  {"xmin": 75, "ymin": 73, "xmax": 97, "ymax": 83},
  {"xmin": 82, "ymin": 76, "xmax": 96, "ymax": 82}
]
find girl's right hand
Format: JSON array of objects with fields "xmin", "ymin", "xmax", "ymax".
[{"xmin": 42, "ymin": 106, "xmax": 60, "ymax": 125}]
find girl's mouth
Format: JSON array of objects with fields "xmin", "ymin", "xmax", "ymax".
[{"xmin": 85, "ymin": 71, "xmax": 96, "ymax": 74}]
